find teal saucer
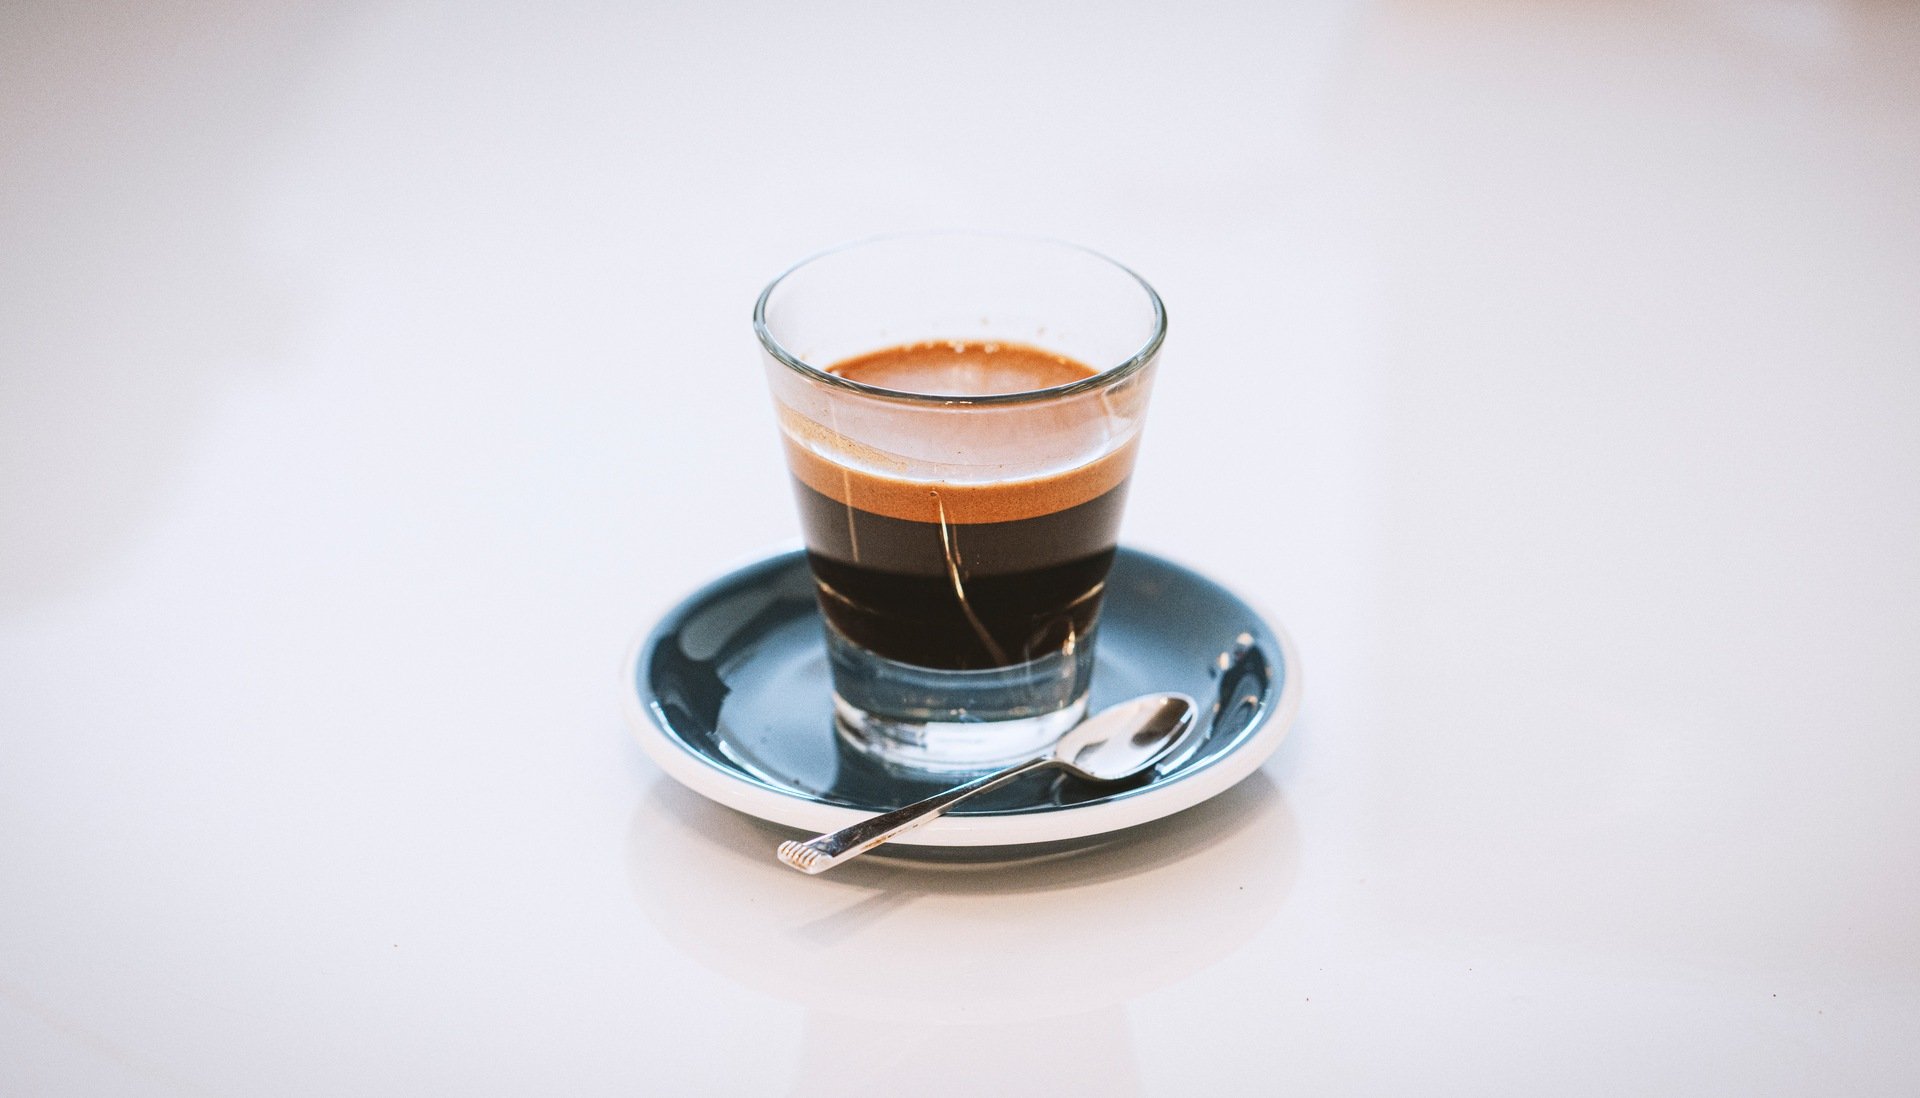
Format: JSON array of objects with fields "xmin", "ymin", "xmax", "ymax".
[{"xmin": 624, "ymin": 546, "xmax": 1300, "ymax": 847}]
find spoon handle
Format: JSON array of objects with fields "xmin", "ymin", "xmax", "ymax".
[{"xmin": 775, "ymin": 756, "xmax": 1057, "ymax": 874}]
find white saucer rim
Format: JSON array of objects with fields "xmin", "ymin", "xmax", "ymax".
[{"xmin": 620, "ymin": 546, "xmax": 1302, "ymax": 848}]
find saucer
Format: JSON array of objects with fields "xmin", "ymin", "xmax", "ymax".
[{"xmin": 623, "ymin": 546, "xmax": 1300, "ymax": 847}]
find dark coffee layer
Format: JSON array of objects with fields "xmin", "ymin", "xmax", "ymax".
[
  {"xmin": 793, "ymin": 477, "xmax": 1130, "ymax": 578},
  {"xmin": 797, "ymin": 478, "xmax": 1128, "ymax": 669}
]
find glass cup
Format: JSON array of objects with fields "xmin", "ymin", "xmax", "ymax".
[{"xmin": 754, "ymin": 232, "xmax": 1165, "ymax": 773}]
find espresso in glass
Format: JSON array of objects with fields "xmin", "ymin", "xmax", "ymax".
[
  {"xmin": 756, "ymin": 233, "xmax": 1164, "ymax": 773},
  {"xmin": 787, "ymin": 341, "xmax": 1133, "ymax": 671}
]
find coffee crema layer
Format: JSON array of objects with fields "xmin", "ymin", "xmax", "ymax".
[
  {"xmin": 831, "ymin": 338, "xmax": 1090, "ymax": 395},
  {"xmin": 782, "ymin": 339, "xmax": 1136, "ymax": 526}
]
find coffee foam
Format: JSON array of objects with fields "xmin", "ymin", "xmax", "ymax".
[
  {"xmin": 784, "ymin": 436, "xmax": 1136, "ymax": 524},
  {"xmin": 831, "ymin": 339, "xmax": 1092, "ymax": 397},
  {"xmin": 782, "ymin": 341, "xmax": 1137, "ymax": 524}
]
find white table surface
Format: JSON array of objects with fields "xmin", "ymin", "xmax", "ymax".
[{"xmin": 4, "ymin": 1, "xmax": 1917, "ymax": 1094}]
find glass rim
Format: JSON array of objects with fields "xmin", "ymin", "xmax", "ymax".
[{"xmin": 752, "ymin": 230, "xmax": 1167, "ymax": 406}]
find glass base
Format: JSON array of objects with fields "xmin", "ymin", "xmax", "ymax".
[
  {"xmin": 825, "ymin": 624, "xmax": 1097, "ymax": 774},
  {"xmin": 834, "ymin": 694, "xmax": 1088, "ymax": 774}
]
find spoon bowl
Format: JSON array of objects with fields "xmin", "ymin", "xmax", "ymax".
[{"xmin": 1053, "ymin": 693, "xmax": 1199, "ymax": 781}]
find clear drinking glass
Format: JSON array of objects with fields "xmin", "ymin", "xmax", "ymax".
[{"xmin": 755, "ymin": 232, "xmax": 1165, "ymax": 773}]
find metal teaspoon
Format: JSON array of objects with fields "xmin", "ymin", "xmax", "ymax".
[{"xmin": 775, "ymin": 693, "xmax": 1199, "ymax": 874}]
